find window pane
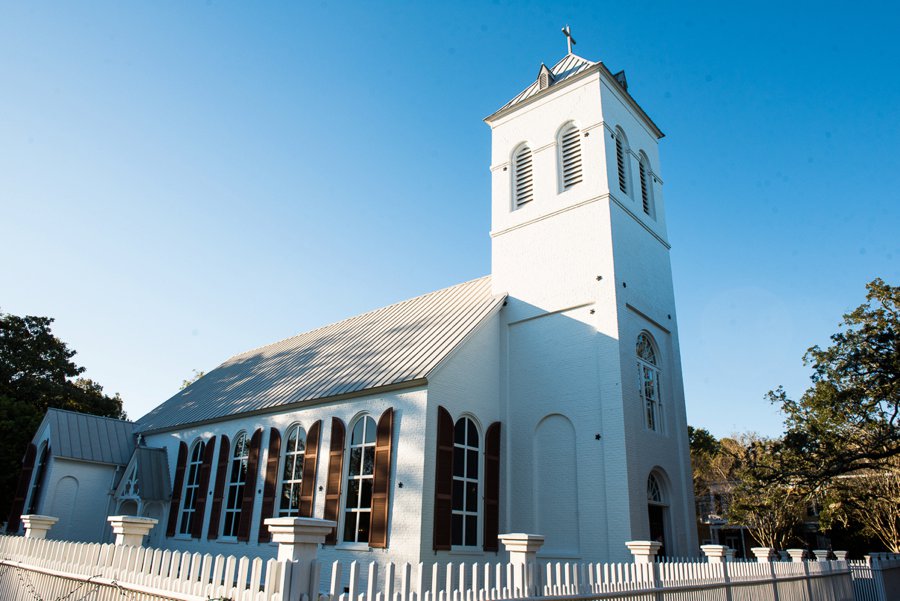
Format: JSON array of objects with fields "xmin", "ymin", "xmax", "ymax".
[
  {"xmin": 451, "ymin": 515, "xmax": 463, "ymax": 546},
  {"xmin": 452, "ymin": 480, "xmax": 464, "ymax": 510},
  {"xmin": 349, "ymin": 448, "xmax": 362, "ymax": 476},
  {"xmin": 364, "ymin": 417, "xmax": 376, "ymax": 444},
  {"xmin": 467, "ymin": 450, "xmax": 478, "ymax": 479},
  {"xmin": 351, "ymin": 419, "xmax": 365, "ymax": 445},
  {"xmin": 466, "ymin": 482, "xmax": 478, "ymax": 512},
  {"xmin": 360, "ymin": 480, "xmax": 373, "ymax": 509},
  {"xmin": 292, "ymin": 455, "xmax": 304, "ymax": 480},
  {"xmin": 363, "ymin": 447, "xmax": 375, "ymax": 476},
  {"xmin": 454, "ymin": 420, "xmax": 466, "ymax": 445},
  {"xmin": 346, "ymin": 479, "xmax": 360, "ymax": 510},
  {"xmin": 343, "ymin": 512, "xmax": 357, "ymax": 542},
  {"xmin": 287, "ymin": 427, "xmax": 299, "ymax": 451},
  {"xmin": 357, "ymin": 511, "xmax": 371, "ymax": 543},
  {"xmin": 453, "ymin": 447, "xmax": 465, "ymax": 477},
  {"xmin": 465, "ymin": 516, "xmax": 477, "ymax": 547},
  {"xmin": 467, "ymin": 420, "xmax": 478, "ymax": 447}
]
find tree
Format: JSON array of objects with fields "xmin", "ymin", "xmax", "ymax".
[
  {"xmin": 769, "ymin": 278, "xmax": 900, "ymax": 487},
  {"xmin": 0, "ymin": 311, "xmax": 125, "ymax": 519},
  {"xmin": 180, "ymin": 369, "xmax": 205, "ymax": 390}
]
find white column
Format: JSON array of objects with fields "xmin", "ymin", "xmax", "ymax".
[
  {"xmin": 626, "ymin": 540, "xmax": 662, "ymax": 564},
  {"xmin": 21, "ymin": 515, "xmax": 58, "ymax": 539},
  {"xmin": 751, "ymin": 547, "xmax": 775, "ymax": 563},
  {"xmin": 107, "ymin": 516, "xmax": 158, "ymax": 547},
  {"xmin": 786, "ymin": 549, "xmax": 807, "ymax": 563},
  {"xmin": 701, "ymin": 544, "xmax": 728, "ymax": 563},
  {"xmin": 265, "ymin": 517, "xmax": 336, "ymax": 599},
  {"xmin": 498, "ymin": 533, "xmax": 545, "ymax": 595}
]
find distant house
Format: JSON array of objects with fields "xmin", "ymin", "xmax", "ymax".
[{"xmin": 8, "ymin": 48, "xmax": 697, "ymax": 564}]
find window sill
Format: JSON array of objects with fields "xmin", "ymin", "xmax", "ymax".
[
  {"xmin": 217, "ymin": 537, "xmax": 239, "ymax": 544},
  {"xmin": 171, "ymin": 534, "xmax": 193, "ymax": 541},
  {"xmin": 335, "ymin": 543, "xmax": 372, "ymax": 552},
  {"xmin": 449, "ymin": 548, "xmax": 483, "ymax": 556}
]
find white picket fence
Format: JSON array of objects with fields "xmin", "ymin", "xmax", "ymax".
[
  {"xmin": 3, "ymin": 533, "xmax": 897, "ymax": 601},
  {"xmin": 849, "ymin": 555, "xmax": 900, "ymax": 601}
]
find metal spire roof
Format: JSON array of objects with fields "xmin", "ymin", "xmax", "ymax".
[
  {"xmin": 136, "ymin": 276, "xmax": 505, "ymax": 433},
  {"xmin": 495, "ymin": 53, "xmax": 597, "ymax": 114}
]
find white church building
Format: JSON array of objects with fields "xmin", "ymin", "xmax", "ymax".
[{"xmin": 7, "ymin": 47, "xmax": 698, "ymax": 564}]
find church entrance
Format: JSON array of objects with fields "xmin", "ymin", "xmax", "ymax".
[{"xmin": 647, "ymin": 472, "xmax": 669, "ymax": 557}]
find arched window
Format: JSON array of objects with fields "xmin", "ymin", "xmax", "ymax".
[
  {"xmin": 178, "ymin": 440, "xmax": 205, "ymax": 535},
  {"xmin": 222, "ymin": 432, "xmax": 249, "ymax": 537},
  {"xmin": 647, "ymin": 472, "xmax": 669, "ymax": 556},
  {"xmin": 614, "ymin": 128, "xmax": 631, "ymax": 196},
  {"xmin": 25, "ymin": 442, "xmax": 50, "ymax": 515},
  {"xmin": 279, "ymin": 425, "xmax": 307, "ymax": 517},
  {"xmin": 558, "ymin": 123, "xmax": 583, "ymax": 190},
  {"xmin": 512, "ymin": 144, "xmax": 534, "ymax": 208},
  {"xmin": 637, "ymin": 333, "xmax": 662, "ymax": 432},
  {"xmin": 452, "ymin": 416, "xmax": 480, "ymax": 547},
  {"xmin": 343, "ymin": 415, "xmax": 376, "ymax": 543},
  {"xmin": 638, "ymin": 152, "xmax": 654, "ymax": 217}
]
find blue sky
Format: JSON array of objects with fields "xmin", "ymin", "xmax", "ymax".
[{"xmin": 2, "ymin": 2, "xmax": 898, "ymax": 439}]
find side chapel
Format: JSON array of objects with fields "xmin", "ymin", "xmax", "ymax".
[{"xmin": 7, "ymin": 44, "xmax": 698, "ymax": 563}]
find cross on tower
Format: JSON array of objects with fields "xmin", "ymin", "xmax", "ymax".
[{"xmin": 561, "ymin": 25, "xmax": 576, "ymax": 54}]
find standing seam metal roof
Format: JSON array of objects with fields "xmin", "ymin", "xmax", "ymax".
[
  {"xmin": 136, "ymin": 276, "xmax": 505, "ymax": 433},
  {"xmin": 43, "ymin": 408, "xmax": 135, "ymax": 465},
  {"xmin": 496, "ymin": 54, "xmax": 597, "ymax": 113}
]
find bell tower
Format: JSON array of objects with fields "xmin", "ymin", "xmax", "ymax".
[{"xmin": 485, "ymin": 45, "xmax": 697, "ymax": 560}]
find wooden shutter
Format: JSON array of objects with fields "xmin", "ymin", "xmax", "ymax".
[
  {"xmin": 322, "ymin": 417, "xmax": 345, "ymax": 545},
  {"xmin": 207, "ymin": 435, "xmax": 230, "ymax": 540},
  {"xmin": 6, "ymin": 443, "xmax": 37, "ymax": 533},
  {"xmin": 258, "ymin": 428, "xmax": 282, "ymax": 543},
  {"xmin": 236, "ymin": 428, "xmax": 263, "ymax": 542},
  {"xmin": 190, "ymin": 437, "xmax": 216, "ymax": 539},
  {"xmin": 433, "ymin": 406, "xmax": 454, "ymax": 550},
  {"xmin": 166, "ymin": 441, "xmax": 188, "ymax": 537},
  {"xmin": 483, "ymin": 422, "xmax": 501, "ymax": 552},
  {"xmin": 369, "ymin": 408, "xmax": 394, "ymax": 548},
  {"xmin": 299, "ymin": 420, "xmax": 322, "ymax": 518},
  {"xmin": 560, "ymin": 125, "xmax": 583, "ymax": 189}
]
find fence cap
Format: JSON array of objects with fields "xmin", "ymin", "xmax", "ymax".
[
  {"xmin": 20, "ymin": 515, "xmax": 58, "ymax": 526},
  {"xmin": 264, "ymin": 517, "xmax": 336, "ymax": 545},
  {"xmin": 497, "ymin": 533, "xmax": 545, "ymax": 554}
]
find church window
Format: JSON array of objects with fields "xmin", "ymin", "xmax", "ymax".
[
  {"xmin": 639, "ymin": 152, "xmax": 655, "ymax": 217},
  {"xmin": 637, "ymin": 333, "xmax": 662, "ymax": 432},
  {"xmin": 222, "ymin": 431, "xmax": 250, "ymax": 537},
  {"xmin": 559, "ymin": 123, "xmax": 583, "ymax": 190},
  {"xmin": 279, "ymin": 425, "xmax": 307, "ymax": 516},
  {"xmin": 25, "ymin": 442, "xmax": 50, "ymax": 515},
  {"xmin": 451, "ymin": 416, "xmax": 480, "ymax": 547},
  {"xmin": 343, "ymin": 415, "xmax": 377, "ymax": 544},
  {"xmin": 614, "ymin": 128, "xmax": 631, "ymax": 196},
  {"xmin": 178, "ymin": 440, "xmax": 205, "ymax": 536},
  {"xmin": 512, "ymin": 144, "xmax": 534, "ymax": 208}
]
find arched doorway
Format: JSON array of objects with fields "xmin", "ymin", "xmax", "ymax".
[{"xmin": 647, "ymin": 472, "xmax": 669, "ymax": 556}]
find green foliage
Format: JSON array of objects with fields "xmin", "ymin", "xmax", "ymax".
[
  {"xmin": 0, "ymin": 310, "xmax": 125, "ymax": 520},
  {"xmin": 769, "ymin": 278, "xmax": 900, "ymax": 486},
  {"xmin": 180, "ymin": 369, "xmax": 205, "ymax": 390}
]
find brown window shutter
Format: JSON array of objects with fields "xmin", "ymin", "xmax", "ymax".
[
  {"xmin": 5, "ymin": 443, "xmax": 37, "ymax": 533},
  {"xmin": 189, "ymin": 437, "xmax": 216, "ymax": 540},
  {"xmin": 166, "ymin": 441, "xmax": 188, "ymax": 538},
  {"xmin": 483, "ymin": 422, "xmax": 501, "ymax": 552},
  {"xmin": 236, "ymin": 428, "xmax": 263, "ymax": 542},
  {"xmin": 322, "ymin": 417, "xmax": 345, "ymax": 545},
  {"xmin": 369, "ymin": 408, "xmax": 395, "ymax": 549},
  {"xmin": 207, "ymin": 435, "xmax": 230, "ymax": 540},
  {"xmin": 298, "ymin": 420, "xmax": 322, "ymax": 518},
  {"xmin": 258, "ymin": 428, "xmax": 282, "ymax": 543},
  {"xmin": 433, "ymin": 406, "xmax": 454, "ymax": 550}
]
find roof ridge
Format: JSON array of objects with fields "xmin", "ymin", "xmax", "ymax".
[
  {"xmin": 223, "ymin": 275, "xmax": 492, "ymax": 362},
  {"xmin": 46, "ymin": 407, "xmax": 134, "ymax": 425}
]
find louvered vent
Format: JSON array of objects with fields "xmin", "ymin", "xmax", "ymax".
[
  {"xmin": 513, "ymin": 145, "xmax": 534, "ymax": 207},
  {"xmin": 560, "ymin": 126, "xmax": 583, "ymax": 190},
  {"xmin": 539, "ymin": 72, "xmax": 549, "ymax": 90},
  {"xmin": 616, "ymin": 136, "xmax": 628, "ymax": 194},
  {"xmin": 639, "ymin": 160, "xmax": 651, "ymax": 215}
]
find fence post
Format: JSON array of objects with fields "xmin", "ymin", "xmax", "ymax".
[
  {"xmin": 786, "ymin": 550, "xmax": 814, "ymax": 601},
  {"xmin": 497, "ymin": 533, "xmax": 544, "ymax": 596},
  {"xmin": 107, "ymin": 515, "xmax": 158, "ymax": 547},
  {"xmin": 265, "ymin": 517, "xmax": 336, "ymax": 600},
  {"xmin": 786, "ymin": 549, "xmax": 807, "ymax": 563},
  {"xmin": 813, "ymin": 549, "xmax": 830, "ymax": 561},
  {"xmin": 625, "ymin": 541, "xmax": 662, "ymax": 600},
  {"xmin": 833, "ymin": 551, "xmax": 848, "ymax": 561},
  {"xmin": 701, "ymin": 545, "xmax": 732, "ymax": 601},
  {"xmin": 20, "ymin": 515, "xmax": 58, "ymax": 540},
  {"xmin": 751, "ymin": 547, "xmax": 779, "ymax": 601}
]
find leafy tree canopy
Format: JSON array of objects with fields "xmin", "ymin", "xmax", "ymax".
[
  {"xmin": 768, "ymin": 278, "xmax": 900, "ymax": 486},
  {"xmin": 0, "ymin": 311, "xmax": 125, "ymax": 519}
]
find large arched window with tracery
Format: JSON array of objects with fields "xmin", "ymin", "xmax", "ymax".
[
  {"xmin": 279, "ymin": 425, "xmax": 307, "ymax": 516},
  {"xmin": 637, "ymin": 333, "xmax": 662, "ymax": 432}
]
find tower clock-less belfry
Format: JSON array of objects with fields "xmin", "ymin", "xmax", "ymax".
[
  {"xmin": 8, "ymin": 36, "xmax": 697, "ymax": 564},
  {"xmin": 484, "ymin": 41, "xmax": 696, "ymax": 558}
]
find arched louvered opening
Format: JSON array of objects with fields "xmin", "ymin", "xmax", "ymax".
[
  {"xmin": 614, "ymin": 128, "xmax": 630, "ymax": 196},
  {"xmin": 639, "ymin": 152, "xmax": 655, "ymax": 217},
  {"xmin": 559, "ymin": 124, "xmax": 583, "ymax": 190},
  {"xmin": 512, "ymin": 144, "xmax": 534, "ymax": 208}
]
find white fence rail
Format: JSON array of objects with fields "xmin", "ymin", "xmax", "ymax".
[{"xmin": 3, "ymin": 532, "xmax": 899, "ymax": 601}]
